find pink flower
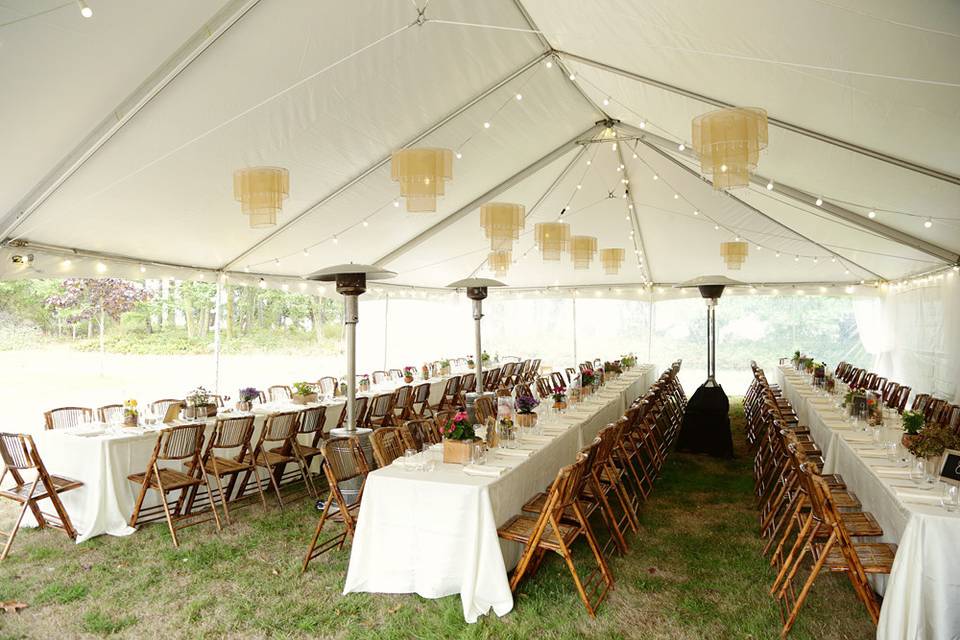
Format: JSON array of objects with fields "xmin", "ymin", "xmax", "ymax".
[{"xmin": 453, "ymin": 411, "xmax": 468, "ymax": 423}]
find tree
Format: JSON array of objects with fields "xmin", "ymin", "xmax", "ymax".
[{"xmin": 46, "ymin": 278, "xmax": 151, "ymax": 368}]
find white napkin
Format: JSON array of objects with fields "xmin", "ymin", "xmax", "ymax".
[
  {"xmin": 856, "ymin": 450, "xmax": 888, "ymax": 459},
  {"xmin": 541, "ymin": 427, "xmax": 568, "ymax": 435},
  {"xmin": 873, "ymin": 465, "xmax": 911, "ymax": 478},
  {"xmin": 843, "ymin": 435, "xmax": 874, "ymax": 443},
  {"xmin": 491, "ymin": 448, "xmax": 532, "ymax": 458},
  {"xmin": 894, "ymin": 487, "xmax": 943, "ymax": 505},
  {"xmin": 519, "ymin": 435, "xmax": 553, "ymax": 444},
  {"xmin": 463, "ymin": 464, "xmax": 506, "ymax": 477}
]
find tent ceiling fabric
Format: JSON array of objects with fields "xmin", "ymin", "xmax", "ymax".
[{"xmin": 1, "ymin": 0, "xmax": 957, "ymax": 288}]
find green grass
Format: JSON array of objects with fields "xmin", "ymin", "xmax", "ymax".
[{"xmin": 0, "ymin": 399, "xmax": 875, "ymax": 639}]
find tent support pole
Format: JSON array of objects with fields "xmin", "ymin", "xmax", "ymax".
[
  {"xmin": 382, "ymin": 292, "xmax": 389, "ymax": 370},
  {"xmin": 213, "ymin": 274, "xmax": 224, "ymax": 394},
  {"xmin": 571, "ymin": 296, "xmax": 578, "ymax": 365},
  {"xmin": 556, "ymin": 50, "xmax": 960, "ymax": 187},
  {"xmin": 374, "ymin": 123, "xmax": 605, "ymax": 267}
]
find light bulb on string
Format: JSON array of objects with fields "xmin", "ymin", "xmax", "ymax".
[
  {"xmin": 868, "ymin": 210, "xmax": 876, "ymax": 218},
  {"xmin": 362, "ymin": 220, "xmax": 369, "ymax": 227},
  {"xmin": 77, "ymin": 0, "xmax": 93, "ymax": 18},
  {"xmin": 815, "ymin": 197, "xmax": 823, "ymax": 206},
  {"xmin": 545, "ymin": 60, "xmax": 553, "ymax": 69},
  {"xmin": 302, "ymin": 248, "xmax": 309, "ymax": 256},
  {"xmin": 924, "ymin": 218, "xmax": 933, "ymax": 228},
  {"xmin": 766, "ymin": 180, "xmax": 774, "ymax": 190},
  {"xmin": 393, "ymin": 199, "xmax": 400, "ymax": 207},
  {"xmin": 483, "ymin": 121, "xmax": 491, "ymax": 129},
  {"xmin": 455, "ymin": 152, "xmax": 462, "ymax": 160},
  {"xmin": 515, "ymin": 93, "xmax": 522, "ymax": 101},
  {"xmin": 678, "ymin": 143, "xmax": 685, "ymax": 151},
  {"xmin": 569, "ymin": 73, "xmax": 576, "ymax": 81},
  {"xmin": 603, "ymin": 97, "xmax": 610, "ymax": 106}
]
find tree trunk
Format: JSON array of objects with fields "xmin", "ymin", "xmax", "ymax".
[
  {"xmin": 184, "ymin": 295, "xmax": 195, "ymax": 339},
  {"xmin": 225, "ymin": 287, "xmax": 235, "ymax": 339},
  {"xmin": 98, "ymin": 306, "xmax": 106, "ymax": 376}
]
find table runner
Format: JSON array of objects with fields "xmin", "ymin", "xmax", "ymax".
[
  {"xmin": 776, "ymin": 366, "xmax": 960, "ymax": 640},
  {"xmin": 343, "ymin": 366, "xmax": 655, "ymax": 622}
]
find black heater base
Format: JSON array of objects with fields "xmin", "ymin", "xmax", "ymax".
[{"xmin": 676, "ymin": 383, "xmax": 734, "ymax": 458}]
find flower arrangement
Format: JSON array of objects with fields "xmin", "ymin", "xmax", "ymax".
[
  {"xmin": 123, "ymin": 399, "xmax": 138, "ymax": 426},
  {"xmin": 439, "ymin": 359, "xmax": 451, "ymax": 372},
  {"xmin": 901, "ymin": 410, "xmax": 925, "ymax": 436},
  {"xmin": 358, "ymin": 374, "xmax": 370, "ymax": 392},
  {"xmin": 621, "ymin": 354, "xmax": 636, "ymax": 368},
  {"xmin": 467, "ymin": 357, "xmax": 475, "ymax": 367},
  {"xmin": 515, "ymin": 395, "xmax": 539, "ymax": 414},
  {"xmin": 905, "ymin": 423, "xmax": 960, "ymax": 460},
  {"xmin": 481, "ymin": 351, "xmax": 491, "ymax": 364},
  {"xmin": 791, "ymin": 350, "xmax": 801, "ymax": 366},
  {"xmin": 403, "ymin": 366, "xmax": 416, "ymax": 382},
  {"xmin": 824, "ymin": 373, "xmax": 835, "ymax": 393},
  {"xmin": 293, "ymin": 381, "xmax": 315, "ymax": 397},
  {"xmin": 186, "ymin": 386, "xmax": 209, "ymax": 408},
  {"xmin": 440, "ymin": 410, "xmax": 475, "ymax": 441},
  {"xmin": 421, "ymin": 364, "xmax": 430, "ymax": 380},
  {"xmin": 239, "ymin": 387, "xmax": 259, "ymax": 403},
  {"xmin": 581, "ymin": 368, "xmax": 596, "ymax": 387},
  {"xmin": 551, "ymin": 387, "xmax": 567, "ymax": 402},
  {"xmin": 605, "ymin": 361, "xmax": 623, "ymax": 375}
]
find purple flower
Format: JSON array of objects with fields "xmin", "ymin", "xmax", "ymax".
[{"xmin": 515, "ymin": 395, "xmax": 540, "ymax": 414}]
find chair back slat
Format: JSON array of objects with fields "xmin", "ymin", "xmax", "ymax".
[
  {"xmin": 43, "ymin": 406, "xmax": 93, "ymax": 430},
  {"xmin": 268, "ymin": 385, "xmax": 292, "ymax": 402},
  {"xmin": 317, "ymin": 377, "xmax": 337, "ymax": 397},
  {"xmin": 159, "ymin": 424, "xmax": 204, "ymax": 460},
  {"xmin": 371, "ymin": 427, "xmax": 405, "ymax": 467},
  {"xmin": 98, "ymin": 404, "xmax": 124, "ymax": 423},
  {"xmin": 0, "ymin": 433, "xmax": 35, "ymax": 470},
  {"xmin": 298, "ymin": 405, "xmax": 326, "ymax": 435},
  {"xmin": 212, "ymin": 415, "xmax": 256, "ymax": 448},
  {"xmin": 323, "ymin": 436, "xmax": 368, "ymax": 482},
  {"xmin": 263, "ymin": 412, "xmax": 299, "ymax": 442}
]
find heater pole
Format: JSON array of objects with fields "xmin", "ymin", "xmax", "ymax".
[
  {"xmin": 705, "ymin": 299, "xmax": 717, "ymax": 387},
  {"xmin": 345, "ymin": 295, "xmax": 358, "ymax": 432},
  {"xmin": 473, "ymin": 299, "xmax": 483, "ymax": 394}
]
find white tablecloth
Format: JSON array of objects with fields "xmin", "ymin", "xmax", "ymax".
[
  {"xmin": 28, "ymin": 376, "xmax": 453, "ymax": 542},
  {"xmin": 343, "ymin": 365, "xmax": 656, "ymax": 622},
  {"xmin": 777, "ymin": 366, "xmax": 960, "ymax": 640}
]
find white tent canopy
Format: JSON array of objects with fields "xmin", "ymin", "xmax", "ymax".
[{"xmin": 1, "ymin": 0, "xmax": 958, "ymax": 290}]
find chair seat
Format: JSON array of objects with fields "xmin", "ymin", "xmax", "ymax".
[
  {"xmin": 274, "ymin": 442, "xmax": 323, "ymax": 458},
  {"xmin": 497, "ymin": 514, "xmax": 578, "ymax": 551},
  {"xmin": 0, "ymin": 475, "xmax": 82, "ymax": 502},
  {"xmin": 202, "ymin": 456, "xmax": 253, "ymax": 476},
  {"xmin": 128, "ymin": 468, "xmax": 202, "ymax": 491},
  {"xmin": 822, "ymin": 543, "xmax": 897, "ymax": 573},
  {"xmin": 831, "ymin": 489, "xmax": 861, "ymax": 510},
  {"xmin": 243, "ymin": 450, "xmax": 294, "ymax": 467},
  {"xmin": 521, "ymin": 492, "xmax": 596, "ymax": 521}
]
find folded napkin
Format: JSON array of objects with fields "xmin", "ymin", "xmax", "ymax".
[
  {"xmin": 541, "ymin": 427, "xmax": 568, "ymax": 435},
  {"xmin": 843, "ymin": 435, "xmax": 874, "ymax": 444},
  {"xmin": 894, "ymin": 487, "xmax": 942, "ymax": 505},
  {"xmin": 519, "ymin": 435, "xmax": 553, "ymax": 444},
  {"xmin": 855, "ymin": 450, "xmax": 888, "ymax": 459},
  {"xmin": 491, "ymin": 447, "xmax": 532, "ymax": 458},
  {"xmin": 463, "ymin": 464, "xmax": 506, "ymax": 477},
  {"xmin": 872, "ymin": 465, "xmax": 911, "ymax": 478}
]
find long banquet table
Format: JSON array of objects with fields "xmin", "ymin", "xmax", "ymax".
[
  {"xmin": 28, "ymin": 375, "xmax": 453, "ymax": 542},
  {"xmin": 343, "ymin": 365, "xmax": 657, "ymax": 623},
  {"xmin": 776, "ymin": 366, "xmax": 960, "ymax": 640}
]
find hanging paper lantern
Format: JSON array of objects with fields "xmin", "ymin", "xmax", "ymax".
[
  {"xmin": 233, "ymin": 167, "xmax": 289, "ymax": 228},
  {"xmin": 692, "ymin": 107, "xmax": 768, "ymax": 190},
  {"xmin": 487, "ymin": 250, "xmax": 511, "ymax": 277},
  {"xmin": 534, "ymin": 222, "xmax": 571, "ymax": 261},
  {"xmin": 569, "ymin": 235, "xmax": 598, "ymax": 270},
  {"xmin": 390, "ymin": 148, "xmax": 453, "ymax": 212},
  {"xmin": 720, "ymin": 241, "xmax": 749, "ymax": 269},
  {"xmin": 600, "ymin": 248, "xmax": 625, "ymax": 275},
  {"xmin": 480, "ymin": 202, "xmax": 525, "ymax": 252}
]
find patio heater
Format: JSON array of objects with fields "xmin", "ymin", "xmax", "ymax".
[
  {"xmin": 447, "ymin": 277, "xmax": 505, "ymax": 421},
  {"xmin": 673, "ymin": 275, "xmax": 743, "ymax": 458},
  {"xmin": 307, "ymin": 264, "xmax": 396, "ymax": 445}
]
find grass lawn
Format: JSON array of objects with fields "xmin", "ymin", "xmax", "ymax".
[{"xmin": 0, "ymin": 400, "xmax": 875, "ymax": 639}]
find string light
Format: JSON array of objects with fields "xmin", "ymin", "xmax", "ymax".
[
  {"xmin": 77, "ymin": 0, "xmax": 93, "ymax": 18},
  {"xmin": 924, "ymin": 218, "xmax": 933, "ymax": 228},
  {"xmin": 815, "ymin": 197, "xmax": 823, "ymax": 206},
  {"xmin": 332, "ymin": 235, "xmax": 339, "ymax": 244},
  {"xmin": 258, "ymin": 278, "xmax": 266, "ymax": 289},
  {"xmin": 362, "ymin": 220, "xmax": 369, "ymax": 227},
  {"xmin": 455, "ymin": 152, "xmax": 462, "ymax": 160},
  {"xmin": 302, "ymin": 248, "xmax": 309, "ymax": 256},
  {"xmin": 868, "ymin": 210, "xmax": 876, "ymax": 218},
  {"xmin": 515, "ymin": 93, "xmax": 523, "ymax": 101},
  {"xmin": 569, "ymin": 73, "xmax": 576, "ymax": 81},
  {"xmin": 603, "ymin": 97, "xmax": 610, "ymax": 106},
  {"xmin": 95, "ymin": 262, "xmax": 107, "ymax": 273},
  {"xmin": 545, "ymin": 60, "xmax": 553, "ymax": 69},
  {"xmin": 139, "ymin": 264, "xmax": 146, "ymax": 273},
  {"xmin": 766, "ymin": 180, "xmax": 774, "ymax": 190},
  {"xmin": 393, "ymin": 199, "xmax": 400, "ymax": 207},
  {"xmin": 678, "ymin": 143, "xmax": 685, "ymax": 151},
  {"xmin": 483, "ymin": 121, "xmax": 491, "ymax": 129},
  {"xmin": 61, "ymin": 259, "xmax": 72, "ymax": 268}
]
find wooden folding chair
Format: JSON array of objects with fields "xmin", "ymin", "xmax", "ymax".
[
  {"xmin": 240, "ymin": 411, "xmax": 306, "ymax": 509},
  {"xmin": 150, "ymin": 398, "xmax": 183, "ymax": 422},
  {"xmin": 371, "ymin": 371, "xmax": 390, "ymax": 385},
  {"xmin": 302, "ymin": 436, "xmax": 368, "ymax": 571},
  {"xmin": 366, "ymin": 393, "xmax": 396, "ymax": 429},
  {"xmin": 457, "ymin": 373, "xmax": 476, "ymax": 404},
  {"xmin": 370, "ymin": 427, "xmax": 405, "ymax": 467},
  {"xmin": 474, "ymin": 396, "xmax": 496, "ymax": 424},
  {"xmin": 268, "ymin": 385, "xmax": 292, "ymax": 402},
  {"xmin": 192, "ymin": 415, "xmax": 265, "ymax": 525},
  {"xmin": 498, "ymin": 455, "xmax": 613, "ymax": 617},
  {"xmin": 399, "ymin": 419, "xmax": 432, "ymax": 451},
  {"xmin": 272, "ymin": 405, "xmax": 327, "ymax": 499},
  {"xmin": 393, "ymin": 385, "xmax": 414, "ymax": 421},
  {"xmin": 335, "ymin": 396, "xmax": 369, "ymax": 430},
  {"xmin": 317, "ymin": 377, "xmax": 338, "ymax": 397},
  {"xmin": 97, "ymin": 404, "xmax": 124, "ymax": 423},
  {"xmin": 435, "ymin": 376, "xmax": 461, "ymax": 412},
  {"xmin": 410, "ymin": 382, "xmax": 433, "ymax": 418},
  {"xmin": 0, "ymin": 433, "xmax": 82, "ymax": 560},
  {"xmin": 128, "ymin": 424, "xmax": 221, "ymax": 547},
  {"xmin": 43, "ymin": 406, "xmax": 93, "ymax": 430}
]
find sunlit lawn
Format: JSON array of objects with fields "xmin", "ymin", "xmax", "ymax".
[{"xmin": 0, "ymin": 400, "xmax": 874, "ymax": 639}]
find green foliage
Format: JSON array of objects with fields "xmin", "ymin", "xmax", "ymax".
[
  {"xmin": 901, "ymin": 410, "xmax": 925, "ymax": 435},
  {"xmin": 80, "ymin": 611, "xmax": 138, "ymax": 636},
  {"xmin": 292, "ymin": 381, "xmax": 315, "ymax": 396}
]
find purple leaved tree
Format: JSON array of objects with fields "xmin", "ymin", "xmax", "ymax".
[{"xmin": 46, "ymin": 278, "xmax": 151, "ymax": 372}]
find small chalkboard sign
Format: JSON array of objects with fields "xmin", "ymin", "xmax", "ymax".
[{"xmin": 939, "ymin": 449, "xmax": 960, "ymax": 487}]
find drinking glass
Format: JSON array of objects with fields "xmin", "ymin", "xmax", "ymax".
[
  {"xmin": 403, "ymin": 448, "xmax": 417, "ymax": 472},
  {"xmin": 472, "ymin": 442, "xmax": 486, "ymax": 466},
  {"xmin": 910, "ymin": 457, "xmax": 935, "ymax": 488},
  {"xmin": 870, "ymin": 425, "xmax": 882, "ymax": 448},
  {"xmin": 940, "ymin": 484, "xmax": 959, "ymax": 513},
  {"xmin": 884, "ymin": 441, "xmax": 898, "ymax": 463}
]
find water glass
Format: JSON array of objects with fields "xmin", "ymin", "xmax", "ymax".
[
  {"xmin": 403, "ymin": 448, "xmax": 417, "ymax": 472},
  {"xmin": 910, "ymin": 457, "xmax": 935, "ymax": 488},
  {"xmin": 472, "ymin": 442, "xmax": 487, "ymax": 466},
  {"xmin": 884, "ymin": 441, "xmax": 898, "ymax": 463},
  {"xmin": 940, "ymin": 484, "xmax": 959, "ymax": 513},
  {"xmin": 871, "ymin": 425, "xmax": 882, "ymax": 448}
]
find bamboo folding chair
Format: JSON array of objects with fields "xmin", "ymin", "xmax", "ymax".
[
  {"xmin": 483, "ymin": 367, "xmax": 501, "ymax": 392},
  {"xmin": 435, "ymin": 376, "xmax": 461, "ymax": 412},
  {"xmin": 97, "ymin": 404, "xmax": 124, "ymax": 423},
  {"xmin": 193, "ymin": 414, "xmax": 265, "ymax": 525},
  {"xmin": 370, "ymin": 427, "xmax": 405, "ymax": 467},
  {"xmin": 498, "ymin": 455, "xmax": 613, "ymax": 617},
  {"xmin": 389, "ymin": 368, "xmax": 404, "ymax": 381},
  {"xmin": 302, "ymin": 436, "xmax": 368, "ymax": 571},
  {"xmin": 0, "ymin": 433, "xmax": 82, "ymax": 561},
  {"xmin": 268, "ymin": 385, "xmax": 292, "ymax": 402},
  {"xmin": 371, "ymin": 371, "xmax": 390, "ymax": 385},
  {"xmin": 43, "ymin": 406, "xmax": 93, "ymax": 430},
  {"xmin": 550, "ymin": 371, "xmax": 567, "ymax": 392},
  {"xmin": 239, "ymin": 411, "xmax": 305, "ymax": 509},
  {"xmin": 457, "ymin": 373, "xmax": 476, "ymax": 405},
  {"xmin": 399, "ymin": 419, "xmax": 432, "ymax": 451},
  {"xmin": 317, "ymin": 377, "xmax": 338, "ymax": 397},
  {"xmin": 581, "ymin": 425, "xmax": 636, "ymax": 554},
  {"xmin": 474, "ymin": 396, "xmax": 496, "ymax": 424},
  {"xmin": 410, "ymin": 382, "xmax": 433, "ymax": 418},
  {"xmin": 272, "ymin": 405, "xmax": 327, "ymax": 499},
  {"xmin": 393, "ymin": 385, "xmax": 413, "ymax": 421},
  {"xmin": 150, "ymin": 398, "xmax": 183, "ymax": 422},
  {"xmin": 128, "ymin": 424, "xmax": 221, "ymax": 547},
  {"xmin": 365, "ymin": 393, "xmax": 396, "ymax": 429},
  {"xmin": 335, "ymin": 395, "xmax": 369, "ymax": 429},
  {"xmin": 776, "ymin": 468, "xmax": 896, "ymax": 637},
  {"xmin": 535, "ymin": 376, "xmax": 552, "ymax": 399}
]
